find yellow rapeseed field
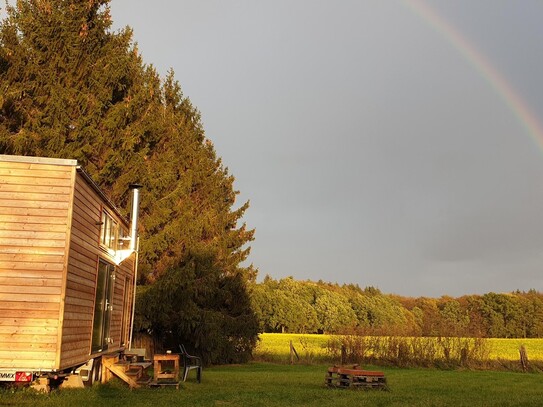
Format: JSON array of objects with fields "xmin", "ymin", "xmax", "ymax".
[
  {"xmin": 255, "ymin": 333, "xmax": 543, "ymax": 362},
  {"xmin": 489, "ymin": 338, "xmax": 543, "ymax": 360}
]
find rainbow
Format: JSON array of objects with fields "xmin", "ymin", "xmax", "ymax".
[{"xmin": 404, "ymin": 0, "xmax": 543, "ymax": 147}]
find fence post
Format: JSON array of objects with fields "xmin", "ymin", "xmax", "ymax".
[
  {"xmin": 341, "ymin": 345, "xmax": 346, "ymax": 365},
  {"xmin": 520, "ymin": 345, "xmax": 529, "ymax": 372},
  {"xmin": 290, "ymin": 340, "xmax": 299, "ymax": 365}
]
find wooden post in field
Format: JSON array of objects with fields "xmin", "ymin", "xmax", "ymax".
[
  {"xmin": 290, "ymin": 340, "xmax": 299, "ymax": 365},
  {"xmin": 460, "ymin": 347, "xmax": 468, "ymax": 367},
  {"xmin": 341, "ymin": 345, "xmax": 346, "ymax": 365},
  {"xmin": 519, "ymin": 345, "xmax": 529, "ymax": 372}
]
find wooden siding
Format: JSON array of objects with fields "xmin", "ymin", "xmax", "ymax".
[
  {"xmin": 0, "ymin": 159, "xmax": 73, "ymax": 370},
  {"xmin": 110, "ymin": 259, "xmax": 134, "ymax": 347},
  {"xmin": 0, "ymin": 156, "xmax": 137, "ymax": 372},
  {"xmin": 59, "ymin": 173, "xmax": 136, "ymax": 369}
]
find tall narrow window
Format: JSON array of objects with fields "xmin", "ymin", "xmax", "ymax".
[{"xmin": 92, "ymin": 260, "xmax": 115, "ymax": 353}]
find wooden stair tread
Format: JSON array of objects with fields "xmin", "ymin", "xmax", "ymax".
[
  {"xmin": 125, "ymin": 368, "xmax": 143, "ymax": 377},
  {"xmin": 136, "ymin": 377, "xmax": 152, "ymax": 385},
  {"xmin": 130, "ymin": 362, "xmax": 152, "ymax": 369}
]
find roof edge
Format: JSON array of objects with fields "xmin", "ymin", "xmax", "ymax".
[
  {"xmin": 0, "ymin": 154, "xmax": 77, "ymax": 166},
  {"xmin": 76, "ymin": 166, "xmax": 130, "ymax": 227}
]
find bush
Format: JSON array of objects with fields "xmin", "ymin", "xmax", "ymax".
[{"xmin": 326, "ymin": 335, "xmax": 491, "ymax": 368}]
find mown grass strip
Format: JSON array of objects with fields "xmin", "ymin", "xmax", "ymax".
[{"xmin": 1, "ymin": 363, "xmax": 541, "ymax": 407}]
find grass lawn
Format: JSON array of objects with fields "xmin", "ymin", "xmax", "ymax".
[{"xmin": 1, "ymin": 363, "xmax": 542, "ymax": 407}]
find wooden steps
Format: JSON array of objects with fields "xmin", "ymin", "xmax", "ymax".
[
  {"xmin": 102, "ymin": 354, "xmax": 152, "ymax": 389},
  {"xmin": 101, "ymin": 352, "xmax": 182, "ymax": 390}
]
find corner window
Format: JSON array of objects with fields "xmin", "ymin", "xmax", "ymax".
[
  {"xmin": 118, "ymin": 227, "xmax": 129, "ymax": 251},
  {"xmin": 100, "ymin": 210, "xmax": 118, "ymax": 252}
]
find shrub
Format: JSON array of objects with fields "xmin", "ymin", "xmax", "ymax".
[{"xmin": 325, "ymin": 335, "xmax": 491, "ymax": 368}]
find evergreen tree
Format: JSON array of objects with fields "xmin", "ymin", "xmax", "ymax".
[
  {"xmin": 0, "ymin": 0, "xmax": 258, "ymax": 361},
  {"xmin": 136, "ymin": 252, "xmax": 258, "ymax": 364}
]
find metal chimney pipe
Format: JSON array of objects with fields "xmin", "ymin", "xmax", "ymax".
[{"xmin": 128, "ymin": 184, "xmax": 142, "ymax": 252}]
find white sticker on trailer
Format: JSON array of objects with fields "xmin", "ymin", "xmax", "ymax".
[{"xmin": 0, "ymin": 371, "xmax": 15, "ymax": 381}]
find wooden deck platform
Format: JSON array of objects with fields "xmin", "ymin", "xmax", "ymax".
[{"xmin": 325, "ymin": 365, "xmax": 388, "ymax": 390}]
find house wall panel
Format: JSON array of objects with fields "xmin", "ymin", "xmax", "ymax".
[
  {"xmin": 60, "ymin": 172, "xmax": 136, "ymax": 369},
  {"xmin": 0, "ymin": 158, "xmax": 73, "ymax": 371},
  {"xmin": 0, "ymin": 156, "xmax": 138, "ymax": 374}
]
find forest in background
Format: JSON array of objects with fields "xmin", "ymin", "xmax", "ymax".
[{"xmin": 251, "ymin": 276, "xmax": 543, "ymax": 338}]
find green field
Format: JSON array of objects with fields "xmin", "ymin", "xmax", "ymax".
[
  {"xmin": 1, "ymin": 363, "xmax": 542, "ymax": 407},
  {"xmin": 255, "ymin": 333, "xmax": 543, "ymax": 363},
  {"xmin": 1, "ymin": 334, "xmax": 541, "ymax": 406}
]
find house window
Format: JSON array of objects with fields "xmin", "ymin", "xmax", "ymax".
[
  {"xmin": 92, "ymin": 260, "xmax": 115, "ymax": 353},
  {"xmin": 100, "ymin": 210, "xmax": 118, "ymax": 252},
  {"xmin": 118, "ymin": 227, "xmax": 129, "ymax": 251}
]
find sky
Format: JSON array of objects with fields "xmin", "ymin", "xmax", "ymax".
[{"xmin": 108, "ymin": 0, "xmax": 543, "ymax": 298}]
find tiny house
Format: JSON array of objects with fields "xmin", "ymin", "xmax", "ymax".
[{"xmin": 0, "ymin": 155, "xmax": 141, "ymax": 385}]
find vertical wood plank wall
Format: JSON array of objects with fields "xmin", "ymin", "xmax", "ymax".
[
  {"xmin": 59, "ymin": 173, "xmax": 135, "ymax": 369},
  {"xmin": 58, "ymin": 174, "xmax": 99, "ymax": 368},
  {"xmin": 0, "ymin": 160, "xmax": 73, "ymax": 370}
]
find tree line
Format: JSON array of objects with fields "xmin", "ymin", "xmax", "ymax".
[{"xmin": 251, "ymin": 276, "xmax": 543, "ymax": 338}]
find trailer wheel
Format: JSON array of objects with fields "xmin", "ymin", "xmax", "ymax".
[
  {"xmin": 85, "ymin": 357, "xmax": 102, "ymax": 386},
  {"xmin": 93, "ymin": 357, "xmax": 103, "ymax": 385}
]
